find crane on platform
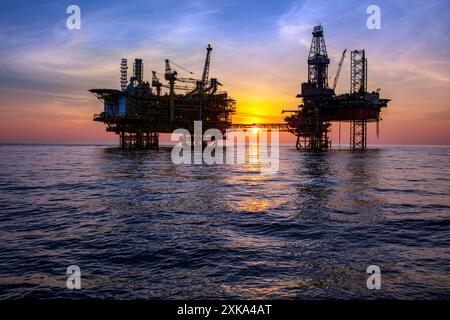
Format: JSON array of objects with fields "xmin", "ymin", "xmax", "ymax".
[
  {"xmin": 201, "ymin": 44, "xmax": 212, "ymax": 89},
  {"xmin": 162, "ymin": 44, "xmax": 222, "ymax": 96},
  {"xmin": 164, "ymin": 60, "xmax": 198, "ymax": 84},
  {"xmin": 153, "ymin": 70, "xmax": 193, "ymax": 91},
  {"xmin": 151, "ymin": 71, "xmax": 162, "ymax": 96},
  {"xmin": 332, "ymin": 49, "xmax": 347, "ymax": 91},
  {"xmin": 161, "ymin": 45, "xmax": 224, "ymax": 121},
  {"xmin": 200, "ymin": 44, "xmax": 223, "ymax": 94}
]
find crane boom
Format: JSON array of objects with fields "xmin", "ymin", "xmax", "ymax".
[
  {"xmin": 201, "ymin": 44, "xmax": 212, "ymax": 88},
  {"xmin": 333, "ymin": 49, "xmax": 347, "ymax": 90}
]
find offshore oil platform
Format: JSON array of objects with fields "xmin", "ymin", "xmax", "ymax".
[
  {"xmin": 90, "ymin": 44, "xmax": 236, "ymax": 149},
  {"xmin": 283, "ymin": 25, "xmax": 390, "ymax": 150},
  {"xmin": 90, "ymin": 25, "xmax": 390, "ymax": 150}
]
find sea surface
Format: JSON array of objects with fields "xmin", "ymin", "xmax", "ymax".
[{"xmin": 0, "ymin": 143, "xmax": 449, "ymax": 299}]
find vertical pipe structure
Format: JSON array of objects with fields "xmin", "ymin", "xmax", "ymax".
[
  {"xmin": 376, "ymin": 118, "xmax": 380, "ymax": 138},
  {"xmin": 120, "ymin": 59, "xmax": 128, "ymax": 91},
  {"xmin": 365, "ymin": 54, "xmax": 368, "ymax": 94},
  {"xmin": 133, "ymin": 58, "xmax": 143, "ymax": 84},
  {"xmin": 120, "ymin": 131, "xmax": 125, "ymax": 149},
  {"xmin": 338, "ymin": 121, "xmax": 341, "ymax": 149},
  {"xmin": 169, "ymin": 79, "xmax": 175, "ymax": 122},
  {"xmin": 165, "ymin": 59, "xmax": 177, "ymax": 122}
]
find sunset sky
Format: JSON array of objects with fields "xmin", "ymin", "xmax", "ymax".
[{"xmin": 0, "ymin": 0, "xmax": 449, "ymax": 145}]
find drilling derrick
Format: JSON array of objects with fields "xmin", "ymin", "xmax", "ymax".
[
  {"xmin": 308, "ymin": 25, "xmax": 330, "ymax": 90},
  {"xmin": 291, "ymin": 25, "xmax": 334, "ymax": 150},
  {"xmin": 284, "ymin": 25, "xmax": 390, "ymax": 150}
]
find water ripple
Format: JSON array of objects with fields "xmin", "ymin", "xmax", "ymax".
[{"xmin": 0, "ymin": 144, "xmax": 449, "ymax": 299}]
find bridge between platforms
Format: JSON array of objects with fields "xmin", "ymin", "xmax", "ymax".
[{"xmin": 229, "ymin": 123, "xmax": 289, "ymax": 132}]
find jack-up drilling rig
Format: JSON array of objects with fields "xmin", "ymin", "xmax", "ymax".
[
  {"xmin": 90, "ymin": 44, "xmax": 235, "ymax": 149},
  {"xmin": 283, "ymin": 25, "xmax": 390, "ymax": 150}
]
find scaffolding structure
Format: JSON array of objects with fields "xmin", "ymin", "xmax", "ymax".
[
  {"xmin": 120, "ymin": 59, "xmax": 128, "ymax": 91},
  {"xmin": 351, "ymin": 50, "xmax": 367, "ymax": 94},
  {"xmin": 119, "ymin": 131, "xmax": 159, "ymax": 149},
  {"xmin": 350, "ymin": 120, "xmax": 367, "ymax": 150}
]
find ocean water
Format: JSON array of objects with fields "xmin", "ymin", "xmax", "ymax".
[{"xmin": 0, "ymin": 143, "xmax": 449, "ymax": 299}]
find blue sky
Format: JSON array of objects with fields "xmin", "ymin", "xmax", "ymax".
[{"xmin": 0, "ymin": 0, "xmax": 449, "ymax": 143}]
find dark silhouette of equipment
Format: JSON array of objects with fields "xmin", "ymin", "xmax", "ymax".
[
  {"xmin": 120, "ymin": 59, "xmax": 128, "ymax": 91},
  {"xmin": 333, "ymin": 49, "xmax": 347, "ymax": 90},
  {"xmin": 284, "ymin": 25, "xmax": 390, "ymax": 150},
  {"xmin": 201, "ymin": 44, "xmax": 212, "ymax": 89},
  {"xmin": 90, "ymin": 44, "xmax": 235, "ymax": 149},
  {"xmin": 90, "ymin": 27, "xmax": 390, "ymax": 151}
]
